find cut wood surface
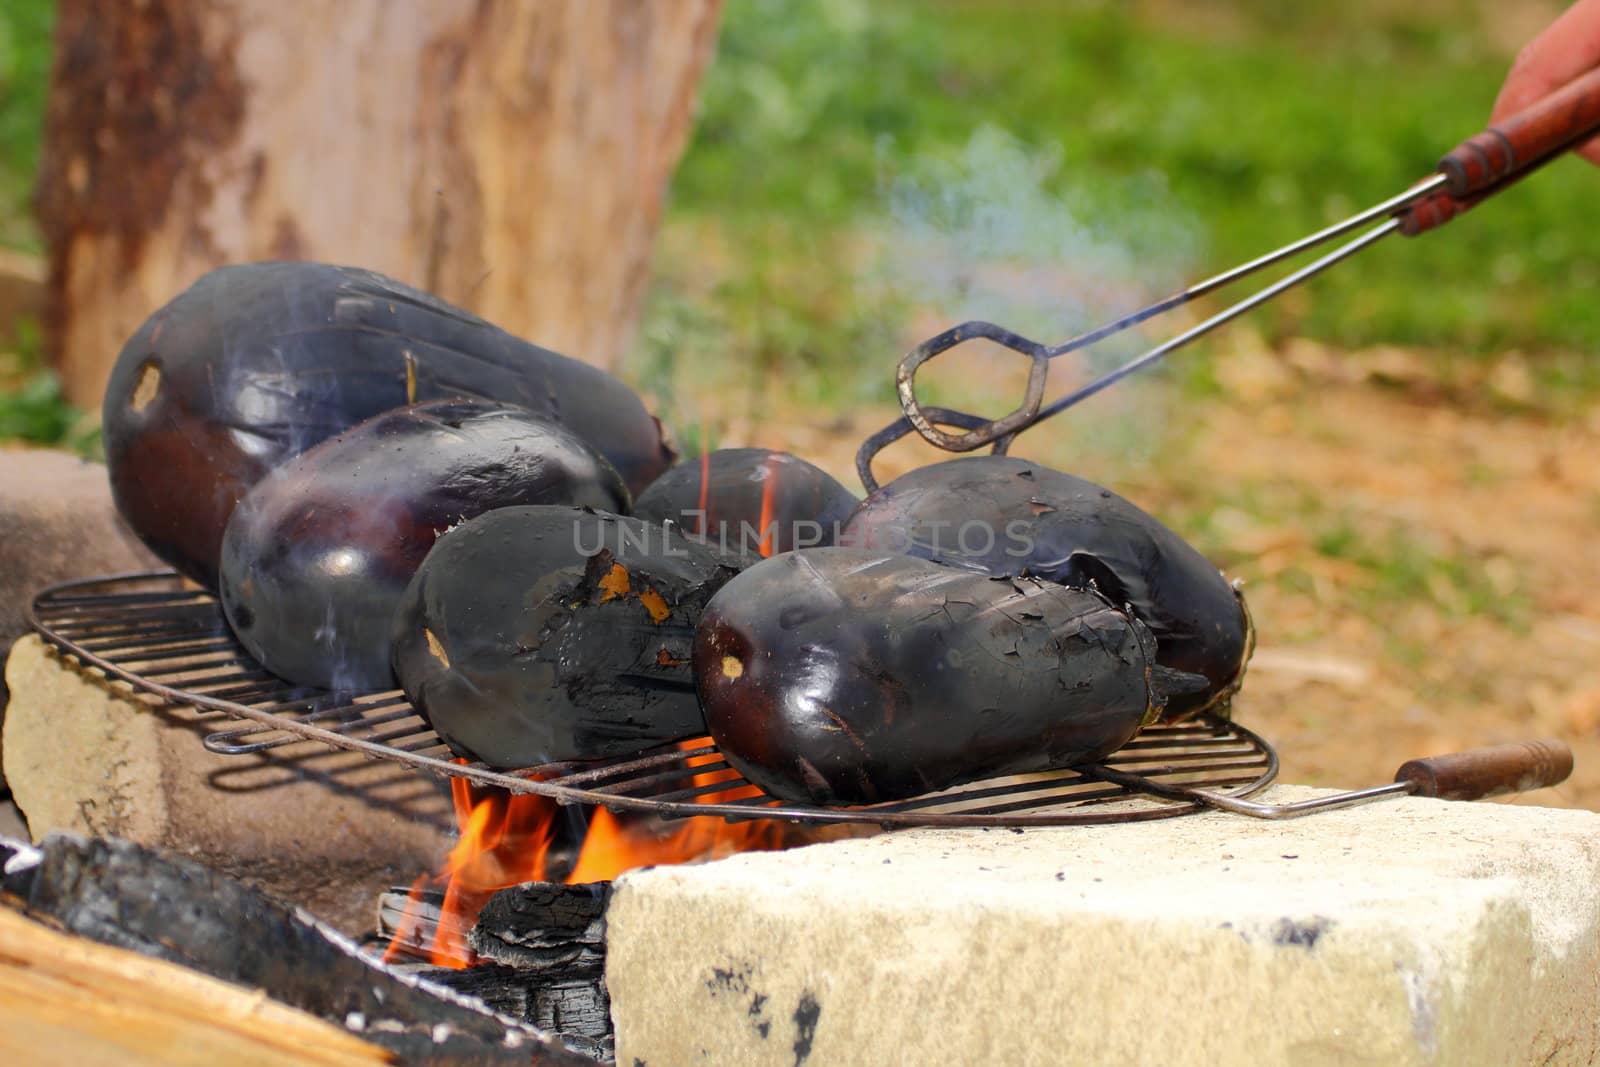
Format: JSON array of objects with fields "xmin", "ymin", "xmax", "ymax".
[
  {"xmin": 0, "ymin": 906, "xmax": 390, "ymax": 1067},
  {"xmin": 40, "ymin": 0, "xmax": 724, "ymax": 403}
]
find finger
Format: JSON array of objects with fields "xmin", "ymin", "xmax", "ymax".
[{"xmin": 1492, "ymin": 0, "xmax": 1600, "ymax": 124}]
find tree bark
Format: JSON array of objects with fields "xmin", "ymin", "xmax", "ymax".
[{"xmin": 38, "ymin": 0, "xmax": 722, "ymax": 406}]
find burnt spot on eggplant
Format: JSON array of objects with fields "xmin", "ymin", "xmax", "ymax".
[
  {"xmin": 693, "ymin": 548, "xmax": 1165, "ymax": 806},
  {"xmin": 103, "ymin": 261, "xmax": 675, "ymax": 587},
  {"xmin": 840, "ymin": 456, "xmax": 1252, "ymax": 720},
  {"xmin": 392, "ymin": 506, "xmax": 746, "ymax": 769},
  {"xmin": 217, "ymin": 399, "xmax": 628, "ymax": 692},
  {"xmin": 632, "ymin": 448, "xmax": 859, "ymax": 556}
]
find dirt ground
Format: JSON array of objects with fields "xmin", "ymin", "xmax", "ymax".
[{"xmin": 728, "ymin": 335, "xmax": 1600, "ymax": 813}]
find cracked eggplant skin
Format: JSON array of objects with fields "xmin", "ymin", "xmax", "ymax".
[
  {"xmin": 392, "ymin": 506, "xmax": 745, "ymax": 768},
  {"xmin": 840, "ymin": 456, "xmax": 1250, "ymax": 720},
  {"xmin": 104, "ymin": 261, "xmax": 674, "ymax": 588},
  {"xmin": 632, "ymin": 448, "xmax": 859, "ymax": 555},
  {"xmin": 693, "ymin": 548, "xmax": 1161, "ymax": 805},
  {"xmin": 217, "ymin": 400, "xmax": 628, "ymax": 692}
]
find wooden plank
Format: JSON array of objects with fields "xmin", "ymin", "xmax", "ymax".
[{"xmin": 0, "ymin": 907, "xmax": 390, "ymax": 1067}]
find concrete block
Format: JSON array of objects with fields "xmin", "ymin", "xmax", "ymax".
[
  {"xmin": 3, "ymin": 635, "xmax": 451, "ymax": 933},
  {"xmin": 607, "ymin": 787, "xmax": 1600, "ymax": 1066},
  {"xmin": 0, "ymin": 449, "xmax": 160, "ymax": 791}
]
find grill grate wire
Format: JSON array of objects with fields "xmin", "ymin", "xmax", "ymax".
[{"xmin": 30, "ymin": 573, "xmax": 1277, "ymax": 828}]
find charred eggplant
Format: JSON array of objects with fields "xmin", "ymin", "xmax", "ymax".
[
  {"xmin": 392, "ymin": 506, "xmax": 744, "ymax": 768},
  {"xmin": 693, "ymin": 548, "xmax": 1166, "ymax": 805},
  {"xmin": 104, "ymin": 261, "xmax": 674, "ymax": 587},
  {"xmin": 217, "ymin": 400, "xmax": 628, "ymax": 691},
  {"xmin": 632, "ymin": 448, "xmax": 859, "ymax": 555},
  {"xmin": 841, "ymin": 456, "xmax": 1250, "ymax": 719}
]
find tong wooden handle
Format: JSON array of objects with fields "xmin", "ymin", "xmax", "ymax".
[
  {"xmin": 1402, "ymin": 65, "xmax": 1600, "ymax": 236},
  {"xmin": 1394, "ymin": 738, "xmax": 1573, "ymax": 801}
]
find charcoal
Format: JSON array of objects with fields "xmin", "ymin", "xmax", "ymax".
[
  {"xmin": 415, "ymin": 963, "xmax": 612, "ymax": 1062},
  {"xmin": 377, "ymin": 879, "xmax": 614, "ymax": 1061}
]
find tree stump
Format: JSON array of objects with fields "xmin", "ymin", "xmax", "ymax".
[{"xmin": 37, "ymin": 0, "xmax": 723, "ymax": 405}]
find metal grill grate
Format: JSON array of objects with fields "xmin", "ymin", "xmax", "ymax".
[{"xmin": 30, "ymin": 572, "xmax": 1278, "ymax": 828}]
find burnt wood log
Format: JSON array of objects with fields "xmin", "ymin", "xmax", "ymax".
[
  {"xmin": 471, "ymin": 880, "xmax": 611, "ymax": 971},
  {"xmin": 0, "ymin": 832, "xmax": 599, "ymax": 1066},
  {"xmin": 376, "ymin": 880, "xmax": 613, "ymax": 1060},
  {"xmin": 409, "ymin": 963, "xmax": 612, "ymax": 1064}
]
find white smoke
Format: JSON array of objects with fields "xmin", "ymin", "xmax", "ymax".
[{"xmin": 871, "ymin": 125, "xmax": 1204, "ymax": 462}]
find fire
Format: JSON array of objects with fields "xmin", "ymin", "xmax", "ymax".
[
  {"xmin": 697, "ymin": 451, "xmax": 711, "ymax": 537},
  {"xmin": 382, "ymin": 454, "xmax": 796, "ymax": 968},
  {"xmin": 756, "ymin": 453, "xmax": 779, "ymax": 558},
  {"xmin": 383, "ymin": 745, "xmax": 787, "ymax": 969}
]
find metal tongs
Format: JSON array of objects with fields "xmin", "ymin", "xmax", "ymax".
[
  {"xmin": 1089, "ymin": 738, "xmax": 1574, "ymax": 820},
  {"xmin": 861, "ymin": 66, "xmax": 1600, "ymax": 489}
]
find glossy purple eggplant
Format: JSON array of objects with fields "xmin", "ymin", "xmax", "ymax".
[
  {"xmin": 103, "ymin": 261, "xmax": 674, "ymax": 587},
  {"xmin": 631, "ymin": 448, "xmax": 859, "ymax": 556},
  {"xmin": 217, "ymin": 400, "xmax": 628, "ymax": 691},
  {"xmin": 840, "ymin": 456, "xmax": 1251, "ymax": 720},
  {"xmin": 392, "ymin": 506, "xmax": 745, "ymax": 768},
  {"xmin": 693, "ymin": 548, "xmax": 1168, "ymax": 805}
]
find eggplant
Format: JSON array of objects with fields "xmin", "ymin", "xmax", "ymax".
[
  {"xmin": 217, "ymin": 400, "xmax": 628, "ymax": 691},
  {"xmin": 103, "ymin": 261, "xmax": 674, "ymax": 587},
  {"xmin": 840, "ymin": 456, "xmax": 1250, "ymax": 720},
  {"xmin": 392, "ymin": 506, "xmax": 745, "ymax": 768},
  {"xmin": 632, "ymin": 448, "xmax": 859, "ymax": 555},
  {"xmin": 693, "ymin": 548, "xmax": 1166, "ymax": 806}
]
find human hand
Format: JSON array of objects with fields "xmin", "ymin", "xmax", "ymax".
[{"xmin": 1494, "ymin": 0, "xmax": 1600, "ymax": 166}]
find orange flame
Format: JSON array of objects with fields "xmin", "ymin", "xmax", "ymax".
[
  {"xmin": 756, "ymin": 453, "xmax": 779, "ymax": 558},
  {"xmin": 382, "ymin": 457, "xmax": 802, "ymax": 969},
  {"xmin": 383, "ymin": 745, "xmax": 789, "ymax": 969},
  {"xmin": 697, "ymin": 451, "xmax": 712, "ymax": 537}
]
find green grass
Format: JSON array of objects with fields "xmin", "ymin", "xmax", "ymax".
[
  {"xmin": 3, "ymin": 0, "xmax": 1598, "ymax": 448},
  {"xmin": 0, "ymin": 315, "xmax": 100, "ymax": 456},
  {"xmin": 0, "ymin": 0, "xmax": 51, "ymax": 253},
  {"xmin": 640, "ymin": 0, "xmax": 1600, "ymax": 413}
]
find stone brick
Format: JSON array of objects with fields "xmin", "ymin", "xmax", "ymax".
[
  {"xmin": 3, "ymin": 635, "xmax": 452, "ymax": 933},
  {"xmin": 607, "ymin": 787, "xmax": 1600, "ymax": 1066},
  {"xmin": 0, "ymin": 449, "xmax": 160, "ymax": 791}
]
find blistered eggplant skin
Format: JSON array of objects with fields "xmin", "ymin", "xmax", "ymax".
[
  {"xmin": 392, "ymin": 506, "xmax": 745, "ymax": 768},
  {"xmin": 632, "ymin": 448, "xmax": 859, "ymax": 555},
  {"xmin": 103, "ymin": 261, "xmax": 674, "ymax": 587},
  {"xmin": 217, "ymin": 400, "xmax": 628, "ymax": 692},
  {"xmin": 693, "ymin": 548, "xmax": 1160, "ymax": 805},
  {"xmin": 841, "ymin": 456, "xmax": 1250, "ymax": 719}
]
